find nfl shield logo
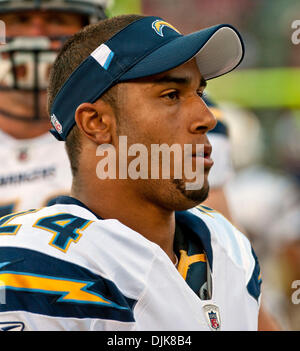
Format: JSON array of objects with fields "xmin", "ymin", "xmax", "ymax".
[
  {"xmin": 208, "ymin": 311, "xmax": 220, "ymax": 330},
  {"xmin": 203, "ymin": 304, "xmax": 221, "ymax": 331}
]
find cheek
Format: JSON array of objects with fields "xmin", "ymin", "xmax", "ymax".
[
  {"xmin": 6, "ymin": 25, "xmax": 25, "ymax": 37},
  {"xmin": 118, "ymin": 90, "xmax": 182, "ymax": 145},
  {"xmin": 116, "ymin": 103, "xmax": 153, "ymax": 138}
]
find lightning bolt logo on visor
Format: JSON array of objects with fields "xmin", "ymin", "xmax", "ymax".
[
  {"xmin": 152, "ymin": 20, "xmax": 181, "ymax": 37},
  {"xmin": 0, "ymin": 270, "xmax": 128, "ymax": 309}
]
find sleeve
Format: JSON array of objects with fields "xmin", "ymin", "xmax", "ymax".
[{"xmin": 0, "ymin": 246, "xmax": 136, "ymax": 331}]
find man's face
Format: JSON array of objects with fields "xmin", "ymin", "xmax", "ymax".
[
  {"xmin": 3, "ymin": 10, "xmax": 85, "ymax": 37},
  {"xmin": 113, "ymin": 59, "xmax": 217, "ymax": 211},
  {"xmin": 0, "ymin": 10, "xmax": 84, "ymax": 121}
]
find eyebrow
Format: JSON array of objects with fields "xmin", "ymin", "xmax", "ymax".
[{"xmin": 151, "ymin": 75, "xmax": 207, "ymax": 88}]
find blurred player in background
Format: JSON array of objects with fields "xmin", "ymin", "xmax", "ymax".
[
  {"xmin": 0, "ymin": 0, "xmax": 108, "ymax": 217},
  {"xmin": 202, "ymin": 96, "xmax": 234, "ymax": 222},
  {"xmin": 224, "ymin": 109, "xmax": 300, "ymax": 330},
  {"xmin": 202, "ymin": 97, "xmax": 282, "ymax": 330}
]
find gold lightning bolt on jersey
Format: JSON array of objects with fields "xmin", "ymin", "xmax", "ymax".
[{"xmin": 0, "ymin": 196, "xmax": 261, "ymax": 331}]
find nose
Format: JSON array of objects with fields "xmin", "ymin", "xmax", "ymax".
[
  {"xmin": 26, "ymin": 16, "xmax": 48, "ymax": 36},
  {"xmin": 189, "ymin": 96, "xmax": 217, "ymax": 134}
]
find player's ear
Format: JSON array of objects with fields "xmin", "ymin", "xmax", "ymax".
[{"xmin": 75, "ymin": 100, "xmax": 115, "ymax": 145}]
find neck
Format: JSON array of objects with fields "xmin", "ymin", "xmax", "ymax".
[{"xmin": 72, "ymin": 177, "xmax": 177, "ymax": 264}]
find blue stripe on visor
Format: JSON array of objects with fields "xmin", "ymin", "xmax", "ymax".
[{"xmin": 103, "ymin": 51, "xmax": 115, "ymax": 70}]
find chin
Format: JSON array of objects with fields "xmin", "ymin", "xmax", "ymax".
[{"xmin": 171, "ymin": 178, "xmax": 210, "ymax": 211}]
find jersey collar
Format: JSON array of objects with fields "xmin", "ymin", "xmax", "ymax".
[
  {"xmin": 50, "ymin": 195, "xmax": 213, "ymax": 270},
  {"xmin": 49, "ymin": 195, "xmax": 103, "ymax": 220},
  {"xmin": 175, "ymin": 211, "xmax": 213, "ymax": 271}
]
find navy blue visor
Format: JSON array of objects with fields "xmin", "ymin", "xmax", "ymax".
[{"xmin": 50, "ymin": 16, "xmax": 244, "ymax": 141}]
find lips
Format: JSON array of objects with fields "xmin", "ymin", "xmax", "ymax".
[
  {"xmin": 193, "ymin": 144, "xmax": 212, "ymax": 158},
  {"xmin": 191, "ymin": 144, "xmax": 213, "ymax": 168}
]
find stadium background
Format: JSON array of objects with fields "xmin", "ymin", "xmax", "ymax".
[{"xmin": 107, "ymin": 0, "xmax": 300, "ymax": 331}]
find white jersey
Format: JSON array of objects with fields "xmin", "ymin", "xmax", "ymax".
[
  {"xmin": 0, "ymin": 196, "xmax": 261, "ymax": 331},
  {"xmin": 0, "ymin": 130, "xmax": 72, "ymax": 217}
]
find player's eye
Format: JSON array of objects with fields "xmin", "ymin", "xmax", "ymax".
[
  {"xmin": 161, "ymin": 90, "xmax": 180, "ymax": 101},
  {"xmin": 197, "ymin": 90, "xmax": 205, "ymax": 98},
  {"xmin": 14, "ymin": 14, "xmax": 32, "ymax": 24}
]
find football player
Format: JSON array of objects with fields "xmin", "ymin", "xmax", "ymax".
[
  {"xmin": 0, "ymin": 14, "xmax": 265, "ymax": 330},
  {"xmin": 0, "ymin": 0, "xmax": 107, "ymax": 217}
]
